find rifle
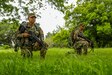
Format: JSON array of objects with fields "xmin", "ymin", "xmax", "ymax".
[
  {"xmin": 28, "ymin": 31, "xmax": 42, "ymax": 44},
  {"xmin": 28, "ymin": 31, "xmax": 47, "ymax": 49},
  {"xmin": 78, "ymin": 34, "xmax": 94, "ymax": 52},
  {"xmin": 16, "ymin": 23, "xmax": 46, "ymax": 50}
]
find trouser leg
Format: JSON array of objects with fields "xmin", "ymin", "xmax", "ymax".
[
  {"xmin": 40, "ymin": 49, "xmax": 47, "ymax": 59},
  {"xmin": 76, "ymin": 47, "xmax": 82, "ymax": 55},
  {"xmin": 21, "ymin": 47, "xmax": 33, "ymax": 58}
]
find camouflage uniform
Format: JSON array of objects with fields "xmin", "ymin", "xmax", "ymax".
[
  {"xmin": 15, "ymin": 21, "xmax": 47, "ymax": 58},
  {"xmin": 72, "ymin": 28, "xmax": 89, "ymax": 55}
]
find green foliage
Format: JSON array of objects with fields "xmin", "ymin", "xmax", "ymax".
[
  {"xmin": 52, "ymin": 28, "xmax": 69, "ymax": 47},
  {"xmin": 45, "ymin": 36, "xmax": 54, "ymax": 48},
  {"xmin": 48, "ymin": 0, "xmax": 68, "ymax": 12},
  {"xmin": 0, "ymin": 48, "xmax": 112, "ymax": 75},
  {"xmin": 0, "ymin": 0, "xmax": 51, "ymax": 20},
  {"xmin": 0, "ymin": 19, "xmax": 19, "ymax": 45},
  {"xmin": 1, "ymin": 45, "xmax": 11, "ymax": 49}
]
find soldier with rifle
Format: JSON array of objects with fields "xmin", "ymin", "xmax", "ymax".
[
  {"xmin": 14, "ymin": 13, "xmax": 47, "ymax": 58},
  {"xmin": 71, "ymin": 23, "xmax": 94, "ymax": 55}
]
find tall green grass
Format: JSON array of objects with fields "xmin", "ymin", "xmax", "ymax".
[{"xmin": 0, "ymin": 48, "xmax": 112, "ymax": 75}]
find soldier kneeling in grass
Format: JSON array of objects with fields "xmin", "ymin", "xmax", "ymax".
[
  {"xmin": 70, "ymin": 23, "xmax": 94, "ymax": 55},
  {"xmin": 14, "ymin": 13, "xmax": 48, "ymax": 59}
]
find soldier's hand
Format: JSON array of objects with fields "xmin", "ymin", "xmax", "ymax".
[{"xmin": 22, "ymin": 33, "xmax": 30, "ymax": 37}]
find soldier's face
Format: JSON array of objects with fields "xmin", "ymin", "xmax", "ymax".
[
  {"xmin": 28, "ymin": 16, "xmax": 36, "ymax": 23},
  {"xmin": 80, "ymin": 25, "xmax": 85, "ymax": 31}
]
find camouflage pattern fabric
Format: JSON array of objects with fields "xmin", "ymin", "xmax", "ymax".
[
  {"xmin": 15, "ymin": 22, "xmax": 47, "ymax": 58},
  {"xmin": 73, "ymin": 40, "xmax": 89, "ymax": 55},
  {"xmin": 72, "ymin": 28, "xmax": 89, "ymax": 55},
  {"xmin": 21, "ymin": 46, "xmax": 33, "ymax": 57}
]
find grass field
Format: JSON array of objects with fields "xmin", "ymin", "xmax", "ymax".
[{"xmin": 0, "ymin": 47, "xmax": 112, "ymax": 75}]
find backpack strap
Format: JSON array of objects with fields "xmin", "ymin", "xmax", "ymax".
[{"xmin": 34, "ymin": 23, "xmax": 40, "ymax": 31}]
